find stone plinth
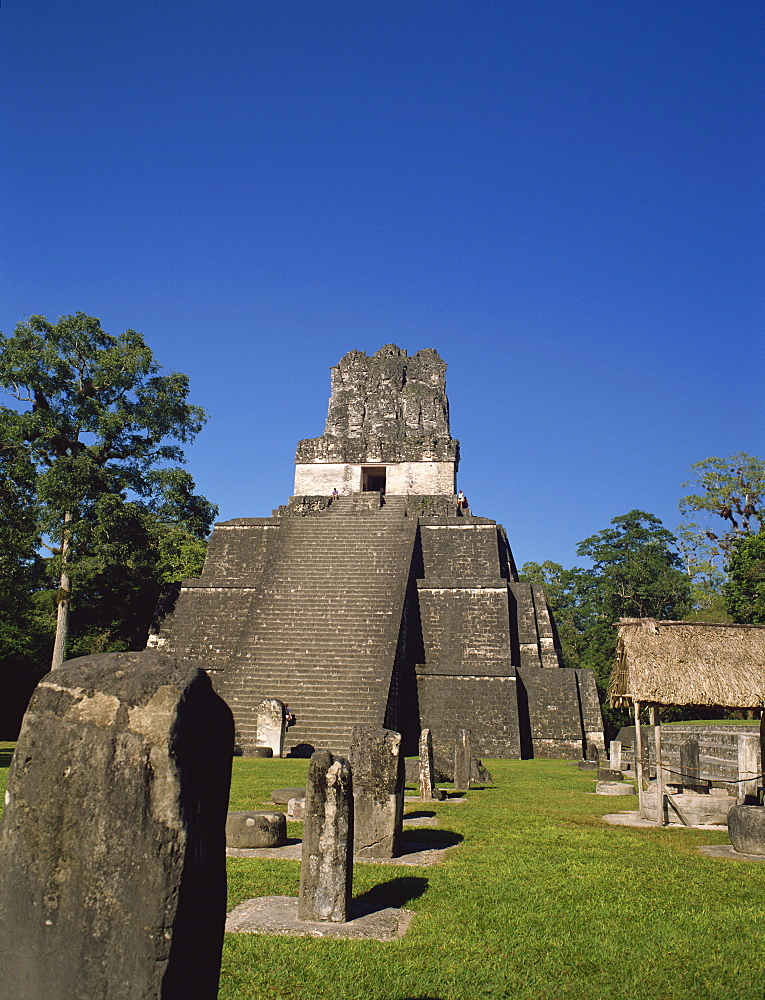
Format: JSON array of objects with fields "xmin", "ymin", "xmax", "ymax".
[
  {"xmin": 596, "ymin": 781, "xmax": 634, "ymax": 796},
  {"xmin": 298, "ymin": 750, "xmax": 353, "ymax": 923},
  {"xmin": 226, "ymin": 811, "xmax": 287, "ymax": 848},
  {"xmin": 350, "ymin": 726, "xmax": 405, "ymax": 859},
  {"xmin": 642, "ymin": 787, "xmax": 736, "ymax": 826},
  {"xmin": 728, "ymin": 805, "xmax": 765, "ymax": 855},
  {"xmin": 0, "ymin": 651, "xmax": 233, "ymax": 1000}
]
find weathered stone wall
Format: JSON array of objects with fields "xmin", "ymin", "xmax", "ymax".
[
  {"xmin": 574, "ymin": 669, "xmax": 605, "ymax": 752},
  {"xmin": 417, "ymin": 583, "xmax": 512, "ymax": 666},
  {"xmin": 416, "ymin": 666, "xmax": 521, "ymax": 758},
  {"xmin": 516, "ymin": 668, "xmax": 586, "ymax": 758},
  {"xmin": 420, "ymin": 523, "xmax": 504, "ymax": 578},
  {"xmin": 201, "ymin": 520, "xmax": 279, "ymax": 578},
  {"xmin": 618, "ymin": 724, "xmax": 759, "ymax": 785}
]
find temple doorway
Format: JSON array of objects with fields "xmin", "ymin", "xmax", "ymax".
[{"xmin": 362, "ymin": 466, "xmax": 387, "ymax": 493}]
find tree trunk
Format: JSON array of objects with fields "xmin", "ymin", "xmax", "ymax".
[{"xmin": 51, "ymin": 512, "xmax": 72, "ymax": 671}]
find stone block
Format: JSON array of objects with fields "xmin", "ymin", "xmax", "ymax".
[
  {"xmin": 350, "ymin": 726, "xmax": 405, "ymax": 858},
  {"xmin": 596, "ymin": 781, "xmax": 634, "ymax": 795},
  {"xmin": 272, "ymin": 786, "xmax": 306, "ymax": 804},
  {"xmin": 597, "ymin": 768, "xmax": 624, "ymax": 781},
  {"xmin": 0, "ymin": 651, "xmax": 233, "ymax": 1000},
  {"xmin": 728, "ymin": 805, "xmax": 765, "ymax": 855},
  {"xmin": 299, "ymin": 750, "xmax": 353, "ymax": 923},
  {"xmin": 226, "ymin": 811, "xmax": 286, "ymax": 848},
  {"xmin": 642, "ymin": 787, "xmax": 736, "ymax": 826}
]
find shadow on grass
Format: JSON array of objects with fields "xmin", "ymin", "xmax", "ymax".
[
  {"xmin": 0, "ymin": 748, "xmax": 14, "ymax": 767},
  {"xmin": 402, "ymin": 829, "xmax": 463, "ymax": 849},
  {"xmin": 403, "ymin": 809, "xmax": 436, "ymax": 820},
  {"xmin": 353, "ymin": 875, "xmax": 428, "ymax": 910}
]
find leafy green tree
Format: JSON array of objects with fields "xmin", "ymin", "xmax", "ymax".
[
  {"xmin": 0, "ymin": 313, "xmax": 217, "ymax": 669},
  {"xmin": 522, "ymin": 511, "xmax": 693, "ymax": 739},
  {"xmin": 723, "ymin": 531, "xmax": 765, "ymax": 624}
]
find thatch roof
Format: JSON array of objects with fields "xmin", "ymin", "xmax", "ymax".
[{"xmin": 609, "ymin": 619, "xmax": 765, "ymax": 709}]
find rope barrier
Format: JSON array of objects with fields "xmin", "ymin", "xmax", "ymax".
[{"xmin": 635, "ymin": 762, "xmax": 765, "ymax": 785}]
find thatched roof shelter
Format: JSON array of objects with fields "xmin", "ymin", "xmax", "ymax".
[{"xmin": 609, "ymin": 619, "xmax": 765, "ymax": 710}]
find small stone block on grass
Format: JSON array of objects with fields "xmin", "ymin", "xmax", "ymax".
[
  {"xmin": 272, "ymin": 787, "xmax": 306, "ymax": 804},
  {"xmin": 226, "ymin": 811, "xmax": 287, "ymax": 848},
  {"xmin": 597, "ymin": 768, "xmax": 624, "ymax": 781}
]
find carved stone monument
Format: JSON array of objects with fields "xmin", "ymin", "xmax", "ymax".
[
  {"xmin": 350, "ymin": 725, "xmax": 405, "ymax": 858},
  {"xmin": 454, "ymin": 729, "xmax": 472, "ymax": 792},
  {"xmin": 298, "ymin": 750, "xmax": 353, "ymax": 923},
  {"xmin": 256, "ymin": 697, "xmax": 286, "ymax": 757},
  {"xmin": 0, "ymin": 652, "xmax": 233, "ymax": 1000},
  {"xmin": 679, "ymin": 737, "xmax": 703, "ymax": 792},
  {"xmin": 419, "ymin": 727, "xmax": 436, "ymax": 800},
  {"xmin": 737, "ymin": 734, "xmax": 760, "ymax": 804}
]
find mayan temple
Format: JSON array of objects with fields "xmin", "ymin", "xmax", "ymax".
[{"xmin": 151, "ymin": 345, "xmax": 604, "ymax": 759}]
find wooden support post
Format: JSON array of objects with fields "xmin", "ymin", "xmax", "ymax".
[
  {"xmin": 665, "ymin": 791, "xmax": 692, "ymax": 827},
  {"xmin": 634, "ymin": 700, "xmax": 644, "ymax": 817},
  {"xmin": 650, "ymin": 704, "xmax": 664, "ymax": 827}
]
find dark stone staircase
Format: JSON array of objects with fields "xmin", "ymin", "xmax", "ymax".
[{"xmin": 226, "ymin": 496, "xmax": 416, "ymax": 755}]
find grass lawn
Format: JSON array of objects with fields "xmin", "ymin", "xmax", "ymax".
[{"xmin": 3, "ymin": 747, "xmax": 765, "ymax": 999}]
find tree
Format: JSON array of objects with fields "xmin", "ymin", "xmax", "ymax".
[
  {"xmin": 723, "ymin": 531, "xmax": 765, "ymax": 624},
  {"xmin": 522, "ymin": 511, "xmax": 693, "ymax": 739},
  {"xmin": 0, "ymin": 313, "xmax": 217, "ymax": 669},
  {"xmin": 679, "ymin": 453, "xmax": 764, "ymax": 559}
]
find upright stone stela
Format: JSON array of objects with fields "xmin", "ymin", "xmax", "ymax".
[
  {"xmin": 151, "ymin": 345, "xmax": 604, "ymax": 759},
  {"xmin": 0, "ymin": 652, "xmax": 233, "ymax": 1000},
  {"xmin": 298, "ymin": 750, "xmax": 353, "ymax": 923},
  {"xmin": 350, "ymin": 725, "xmax": 405, "ymax": 859}
]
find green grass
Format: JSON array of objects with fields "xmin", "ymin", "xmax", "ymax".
[{"xmin": 3, "ymin": 749, "xmax": 765, "ymax": 998}]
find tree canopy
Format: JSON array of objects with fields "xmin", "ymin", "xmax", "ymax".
[
  {"xmin": 723, "ymin": 530, "xmax": 765, "ymax": 625},
  {"xmin": 0, "ymin": 312, "xmax": 217, "ymax": 674},
  {"xmin": 521, "ymin": 510, "xmax": 692, "ymax": 737}
]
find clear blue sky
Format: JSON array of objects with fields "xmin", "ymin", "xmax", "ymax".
[{"xmin": 2, "ymin": 1, "xmax": 762, "ymax": 569}]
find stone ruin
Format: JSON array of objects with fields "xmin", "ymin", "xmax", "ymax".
[
  {"xmin": 0, "ymin": 651, "xmax": 233, "ymax": 1000},
  {"xmin": 150, "ymin": 345, "xmax": 604, "ymax": 760},
  {"xmin": 299, "ymin": 750, "xmax": 353, "ymax": 923},
  {"xmin": 350, "ymin": 725, "xmax": 405, "ymax": 859}
]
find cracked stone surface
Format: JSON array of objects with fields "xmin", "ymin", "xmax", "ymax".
[{"xmin": 226, "ymin": 896, "xmax": 415, "ymax": 940}]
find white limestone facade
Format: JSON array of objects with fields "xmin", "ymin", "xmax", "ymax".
[{"xmin": 294, "ymin": 460, "xmax": 456, "ymax": 497}]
